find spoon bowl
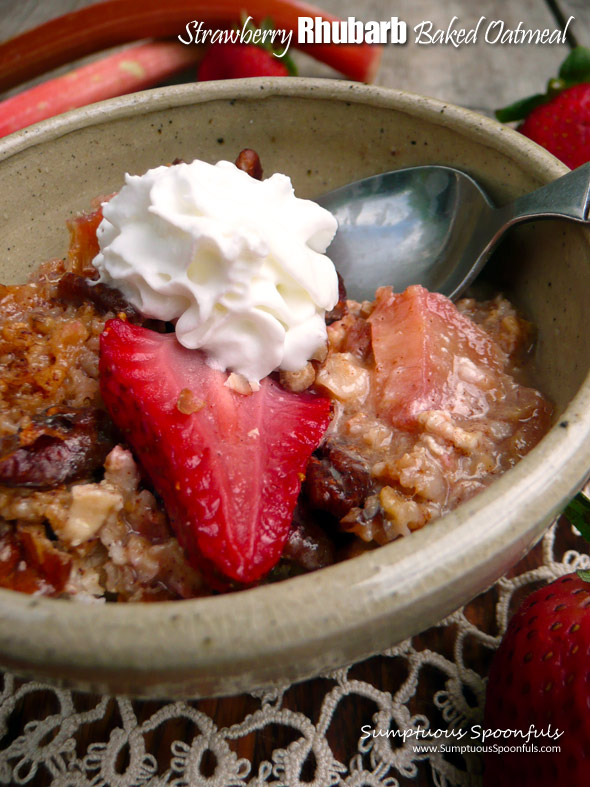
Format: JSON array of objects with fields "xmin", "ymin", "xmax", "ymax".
[{"xmin": 319, "ymin": 161, "xmax": 590, "ymax": 301}]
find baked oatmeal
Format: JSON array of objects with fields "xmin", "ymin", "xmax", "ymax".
[
  {"xmin": 0, "ymin": 152, "xmax": 553, "ymax": 600},
  {"xmin": 304, "ymin": 286, "xmax": 552, "ymax": 545}
]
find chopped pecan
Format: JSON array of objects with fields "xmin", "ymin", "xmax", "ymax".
[
  {"xmin": 281, "ymin": 503, "xmax": 335, "ymax": 571},
  {"xmin": 0, "ymin": 406, "xmax": 118, "ymax": 489},
  {"xmin": 325, "ymin": 272, "xmax": 348, "ymax": 324},
  {"xmin": 235, "ymin": 148, "xmax": 263, "ymax": 180},
  {"xmin": 57, "ymin": 272, "xmax": 141, "ymax": 322},
  {"xmin": 305, "ymin": 443, "xmax": 372, "ymax": 520}
]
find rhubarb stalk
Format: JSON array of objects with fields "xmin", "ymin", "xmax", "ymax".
[
  {"xmin": 0, "ymin": 0, "xmax": 382, "ymax": 92},
  {"xmin": 0, "ymin": 41, "xmax": 204, "ymax": 138}
]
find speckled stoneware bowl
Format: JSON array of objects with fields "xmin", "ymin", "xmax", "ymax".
[{"xmin": 1, "ymin": 79, "xmax": 590, "ymax": 699}]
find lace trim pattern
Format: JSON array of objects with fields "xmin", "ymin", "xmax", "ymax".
[{"xmin": 0, "ymin": 518, "xmax": 585, "ymax": 787}]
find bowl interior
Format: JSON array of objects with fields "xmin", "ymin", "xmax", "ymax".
[
  {"xmin": 2, "ymin": 82, "xmax": 587, "ymax": 411},
  {"xmin": 1, "ymin": 79, "xmax": 590, "ymax": 698}
]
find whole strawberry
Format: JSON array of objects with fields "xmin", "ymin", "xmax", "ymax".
[
  {"xmin": 198, "ymin": 42, "xmax": 290, "ymax": 80},
  {"xmin": 483, "ymin": 570, "xmax": 590, "ymax": 785},
  {"xmin": 519, "ymin": 83, "xmax": 590, "ymax": 169},
  {"xmin": 497, "ymin": 47, "xmax": 590, "ymax": 169}
]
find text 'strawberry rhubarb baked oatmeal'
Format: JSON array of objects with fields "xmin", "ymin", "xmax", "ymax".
[{"xmin": 0, "ymin": 150, "xmax": 553, "ymax": 601}]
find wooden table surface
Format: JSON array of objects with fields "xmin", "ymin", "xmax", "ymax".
[{"xmin": 0, "ymin": 2, "xmax": 589, "ymax": 786}]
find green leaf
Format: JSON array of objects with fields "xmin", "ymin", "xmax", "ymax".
[
  {"xmin": 564, "ymin": 492, "xmax": 590, "ymax": 542},
  {"xmin": 281, "ymin": 52, "xmax": 297, "ymax": 76},
  {"xmin": 495, "ymin": 93, "xmax": 549, "ymax": 123},
  {"xmin": 577, "ymin": 569, "xmax": 590, "ymax": 583},
  {"xmin": 558, "ymin": 46, "xmax": 590, "ymax": 83},
  {"xmin": 259, "ymin": 16, "xmax": 274, "ymax": 34},
  {"xmin": 495, "ymin": 46, "xmax": 590, "ymax": 125}
]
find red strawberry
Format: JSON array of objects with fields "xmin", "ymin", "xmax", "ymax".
[
  {"xmin": 483, "ymin": 571, "xmax": 590, "ymax": 785},
  {"xmin": 519, "ymin": 83, "xmax": 590, "ymax": 170},
  {"xmin": 198, "ymin": 42, "xmax": 289, "ymax": 80},
  {"xmin": 496, "ymin": 47, "xmax": 590, "ymax": 169},
  {"xmin": 99, "ymin": 319, "xmax": 331, "ymax": 585}
]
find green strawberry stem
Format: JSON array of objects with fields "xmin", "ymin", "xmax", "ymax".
[
  {"xmin": 496, "ymin": 46, "xmax": 590, "ymax": 123},
  {"xmin": 564, "ymin": 490, "xmax": 590, "ymax": 541}
]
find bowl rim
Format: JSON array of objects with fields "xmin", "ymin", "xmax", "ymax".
[{"xmin": 1, "ymin": 77, "xmax": 589, "ymax": 698}]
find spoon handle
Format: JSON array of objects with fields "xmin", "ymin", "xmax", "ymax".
[
  {"xmin": 505, "ymin": 161, "xmax": 590, "ymax": 225},
  {"xmin": 451, "ymin": 162, "xmax": 590, "ymax": 300}
]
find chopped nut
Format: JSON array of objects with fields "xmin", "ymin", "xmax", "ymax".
[
  {"xmin": 280, "ymin": 362, "xmax": 316, "ymax": 392},
  {"xmin": 379, "ymin": 486, "xmax": 426, "ymax": 535},
  {"xmin": 62, "ymin": 483, "xmax": 123, "ymax": 546},
  {"xmin": 177, "ymin": 388, "xmax": 205, "ymax": 415},
  {"xmin": 315, "ymin": 352, "xmax": 370, "ymax": 403},
  {"xmin": 225, "ymin": 373, "xmax": 259, "ymax": 395},
  {"xmin": 359, "ymin": 300, "xmax": 374, "ymax": 317},
  {"xmin": 311, "ymin": 342, "xmax": 329, "ymax": 363}
]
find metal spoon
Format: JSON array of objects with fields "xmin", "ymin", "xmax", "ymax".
[{"xmin": 318, "ymin": 161, "xmax": 590, "ymax": 302}]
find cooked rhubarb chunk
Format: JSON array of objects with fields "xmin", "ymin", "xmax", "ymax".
[
  {"xmin": 0, "ymin": 524, "xmax": 72, "ymax": 595},
  {"xmin": 368, "ymin": 285, "xmax": 506, "ymax": 429}
]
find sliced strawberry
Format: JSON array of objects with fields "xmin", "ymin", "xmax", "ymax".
[
  {"xmin": 368, "ymin": 285, "xmax": 505, "ymax": 429},
  {"xmin": 99, "ymin": 319, "xmax": 331, "ymax": 584}
]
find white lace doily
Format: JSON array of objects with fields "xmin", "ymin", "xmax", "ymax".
[{"xmin": 0, "ymin": 516, "xmax": 586, "ymax": 787}]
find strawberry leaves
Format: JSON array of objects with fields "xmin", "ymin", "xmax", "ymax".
[
  {"xmin": 495, "ymin": 92, "xmax": 550, "ymax": 124},
  {"xmin": 565, "ymin": 491, "xmax": 590, "ymax": 542},
  {"xmin": 496, "ymin": 46, "xmax": 590, "ymax": 168},
  {"xmin": 558, "ymin": 45, "xmax": 590, "ymax": 84},
  {"xmin": 496, "ymin": 45, "xmax": 590, "ymax": 122}
]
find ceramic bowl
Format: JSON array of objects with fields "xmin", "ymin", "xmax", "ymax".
[{"xmin": 1, "ymin": 79, "xmax": 590, "ymax": 699}]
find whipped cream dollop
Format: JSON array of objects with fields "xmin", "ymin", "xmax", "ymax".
[{"xmin": 92, "ymin": 159, "xmax": 339, "ymax": 382}]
